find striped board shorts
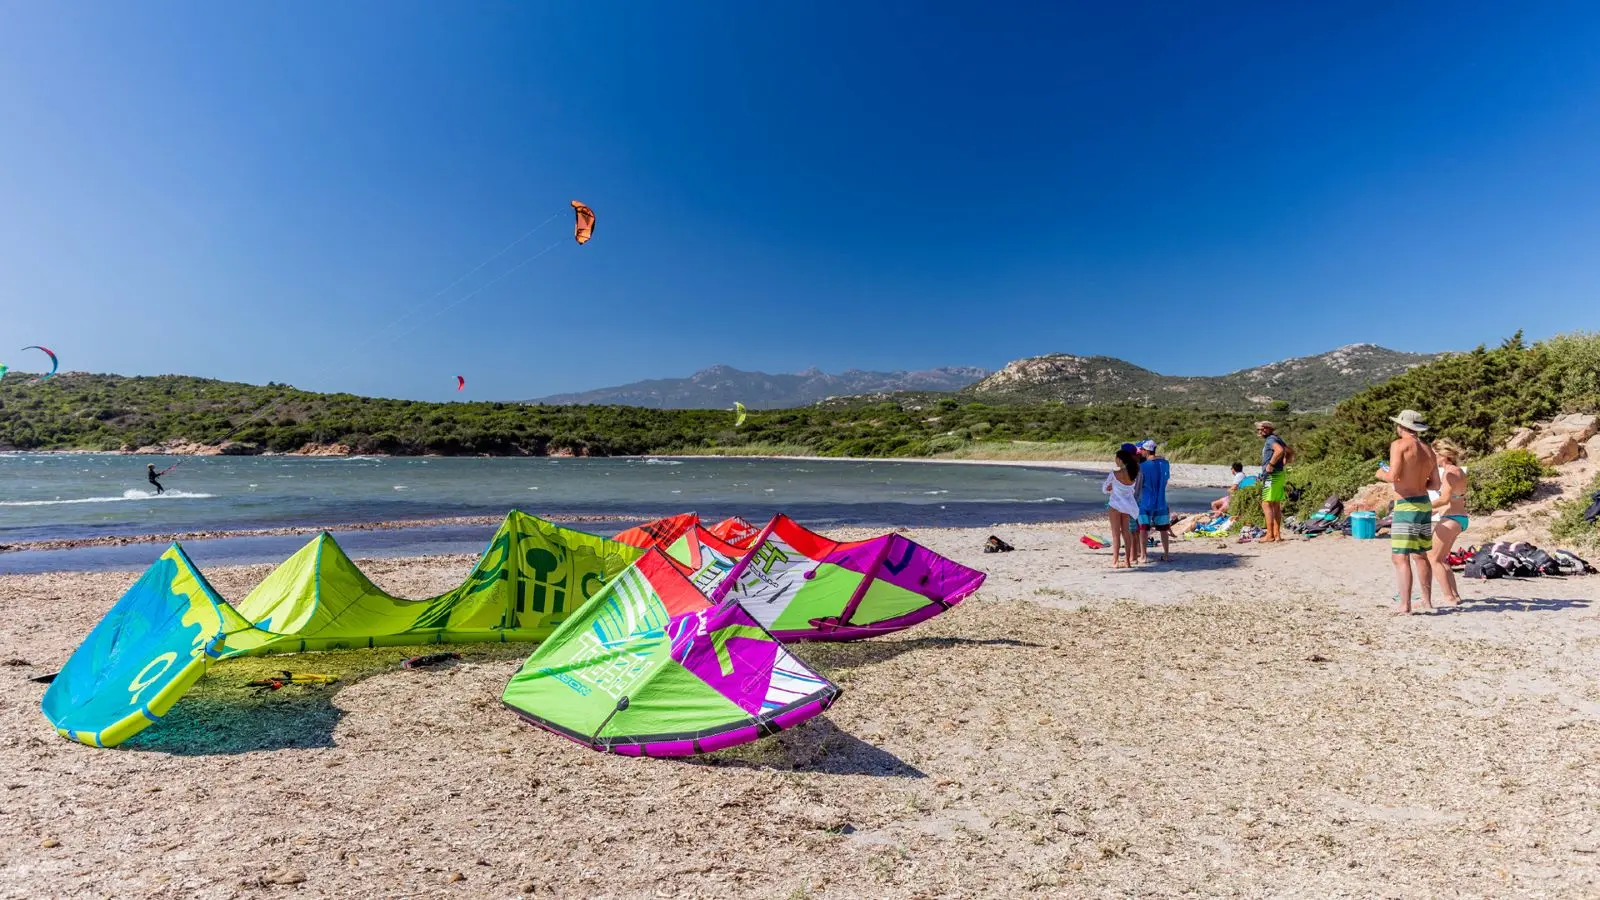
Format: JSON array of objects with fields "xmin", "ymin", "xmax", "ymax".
[{"xmin": 1391, "ymin": 496, "xmax": 1433, "ymax": 555}]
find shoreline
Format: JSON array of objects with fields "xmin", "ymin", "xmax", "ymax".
[
  {"xmin": 6, "ymin": 448, "xmax": 1238, "ymax": 489},
  {"xmin": 654, "ymin": 453, "xmax": 1237, "ymax": 489},
  {"xmin": 0, "ymin": 512, "xmax": 643, "ymax": 555}
]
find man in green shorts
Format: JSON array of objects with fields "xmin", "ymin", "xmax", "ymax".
[
  {"xmin": 1255, "ymin": 421, "xmax": 1289, "ymax": 542},
  {"xmin": 1376, "ymin": 409, "xmax": 1440, "ymax": 615}
]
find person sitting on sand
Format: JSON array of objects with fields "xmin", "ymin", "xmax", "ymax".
[
  {"xmin": 1211, "ymin": 462, "xmax": 1246, "ymax": 514},
  {"xmin": 1428, "ymin": 438, "xmax": 1469, "ymax": 607},
  {"xmin": 1103, "ymin": 446, "xmax": 1142, "ymax": 569},
  {"xmin": 1375, "ymin": 409, "xmax": 1440, "ymax": 615},
  {"xmin": 1136, "ymin": 439, "xmax": 1173, "ymax": 562},
  {"xmin": 146, "ymin": 463, "xmax": 166, "ymax": 495}
]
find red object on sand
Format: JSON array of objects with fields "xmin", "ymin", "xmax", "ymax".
[{"xmin": 1080, "ymin": 535, "xmax": 1106, "ymax": 550}]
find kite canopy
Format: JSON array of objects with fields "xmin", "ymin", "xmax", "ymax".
[
  {"xmin": 42, "ymin": 512, "xmax": 642, "ymax": 747},
  {"xmin": 20, "ymin": 345, "xmax": 57, "ymax": 381},
  {"xmin": 710, "ymin": 515, "xmax": 986, "ymax": 642},
  {"xmin": 663, "ymin": 525, "xmax": 747, "ymax": 592},
  {"xmin": 502, "ymin": 548, "xmax": 839, "ymax": 756},
  {"xmin": 614, "ymin": 513, "xmax": 700, "ymax": 549},
  {"xmin": 455, "ymin": 375, "xmax": 465, "ymax": 391},
  {"xmin": 708, "ymin": 515, "xmax": 763, "ymax": 549},
  {"xmin": 733, "ymin": 402, "xmax": 747, "ymax": 427},
  {"xmin": 571, "ymin": 200, "xmax": 595, "ymax": 245},
  {"xmin": 42, "ymin": 545, "xmax": 252, "ymax": 747}
]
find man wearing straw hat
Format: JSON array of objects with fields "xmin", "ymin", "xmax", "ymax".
[{"xmin": 1376, "ymin": 409, "xmax": 1440, "ymax": 615}]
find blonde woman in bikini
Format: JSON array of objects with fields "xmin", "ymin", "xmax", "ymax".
[{"xmin": 1429, "ymin": 438, "xmax": 1469, "ymax": 606}]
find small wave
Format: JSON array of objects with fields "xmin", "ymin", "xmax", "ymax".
[
  {"xmin": 393, "ymin": 485, "xmax": 408, "ymax": 491},
  {"xmin": 341, "ymin": 456, "xmax": 384, "ymax": 462},
  {"xmin": 923, "ymin": 490, "xmax": 949, "ymax": 495},
  {"xmin": 642, "ymin": 458, "xmax": 683, "ymax": 466},
  {"xmin": 0, "ymin": 489, "xmax": 216, "ymax": 507}
]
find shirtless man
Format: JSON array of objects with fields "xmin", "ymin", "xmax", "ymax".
[{"xmin": 1375, "ymin": 409, "xmax": 1439, "ymax": 615}]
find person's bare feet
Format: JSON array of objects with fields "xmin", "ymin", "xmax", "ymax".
[{"xmin": 1390, "ymin": 596, "xmax": 1414, "ymax": 615}]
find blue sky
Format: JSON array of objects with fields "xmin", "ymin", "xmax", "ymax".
[{"xmin": 3, "ymin": 2, "xmax": 1600, "ymax": 401}]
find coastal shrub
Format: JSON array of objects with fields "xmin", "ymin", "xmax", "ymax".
[
  {"xmin": 1549, "ymin": 472, "xmax": 1600, "ymax": 548},
  {"xmin": 1226, "ymin": 456, "xmax": 1381, "ymax": 527},
  {"xmin": 1303, "ymin": 331, "xmax": 1600, "ymax": 462},
  {"xmin": 1466, "ymin": 450, "xmax": 1544, "ymax": 514}
]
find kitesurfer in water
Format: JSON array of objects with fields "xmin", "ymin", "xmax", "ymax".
[{"xmin": 146, "ymin": 464, "xmax": 166, "ymax": 495}]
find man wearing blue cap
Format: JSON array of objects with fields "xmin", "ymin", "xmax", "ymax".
[{"xmin": 1136, "ymin": 439, "xmax": 1172, "ymax": 562}]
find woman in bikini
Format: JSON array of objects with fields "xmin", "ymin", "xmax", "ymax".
[
  {"xmin": 1429, "ymin": 438, "xmax": 1469, "ymax": 606},
  {"xmin": 1103, "ymin": 446, "xmax": 1142, "ymax": 569}
]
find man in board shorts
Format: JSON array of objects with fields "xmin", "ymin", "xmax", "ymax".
[
  {"xmin": 1376, "ymin": 409, "xmax": 1440, "ymax": 615},
  {"xmin": 1255, "ymin": 422, "xmax": 1288, "ymax": 542}
]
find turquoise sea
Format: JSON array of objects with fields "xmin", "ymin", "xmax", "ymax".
[{"xmin": 0, "ymin": 453, "xmax": 1215, "ymax": 572}]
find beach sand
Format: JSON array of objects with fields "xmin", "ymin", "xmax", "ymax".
[{"xmin": 2, "ymin": 521, "xmax": 1597, "ymax": 898}]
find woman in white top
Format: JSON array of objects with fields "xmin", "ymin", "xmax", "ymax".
[{"xmin": 1103, "ymin": 446, "xmax": 1142, "ymax": 568}]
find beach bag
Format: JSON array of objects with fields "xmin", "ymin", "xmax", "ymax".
[
  {"xmin": 1463, "ymin": 546, "xmax": 1503, "ymax": 580},
  {"xmin": 984, "ymin": 535, "xmax": 1015, "ymax": 553},
  {"xmin": 1489, "ymin": 542, "xmax": 1538, "ymax": 577},
  {"xmin": 1553, "ymin": 549, "xmax": 1597, "ymax": 575},
  {"xmin": 1508, "ymin": 542, "xmax": 1561, "ymax": 577}
]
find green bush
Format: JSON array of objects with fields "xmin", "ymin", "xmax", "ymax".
[
  {"xmin": 1227, "ymin": 456, "xmax": 1382, "ymax": 526},
  {"xmin": 1467, "ymin": 450, "xmax": 1544, "ymax": 514},
  {"xmin": 1302, "ymin": 331, "xmax": 1600, "ymax": 462},
  {"xmin": 1549, "ymin": 472, "xmax": 1600, "ymax": 547}
]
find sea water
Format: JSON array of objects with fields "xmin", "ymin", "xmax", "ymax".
[{"xmin": 0, "ymin": 453, "xmax": 1215, "ymax": 571}]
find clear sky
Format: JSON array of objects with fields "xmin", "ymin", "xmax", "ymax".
[{"xmin": 3, "ymin": 2, "xmax": 1600, "ymax": 401}]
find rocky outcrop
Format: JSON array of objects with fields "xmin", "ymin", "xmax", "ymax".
[
  {"xmin": 1345, "ymin": 482, "xmax": 1400, "ymax": 514},
  {"xmin": 1502, "ymin": 413, "xmax": 1597, "ymax": 465},
  {"xmin": 293, "ymin": 442, "xmax": 355, "ymax": 456},
  {"xmin": 1528, "ymin": 434, "xmax": 1581, "ymax": 467}
]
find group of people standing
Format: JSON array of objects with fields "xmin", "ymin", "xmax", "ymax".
[
  {"xmin": 1103, "ymin": 439, "xmax": 1172, "ymax": 568},
  {"xmin": 1104, "ymin": 412, "xmax": 1471, "ymax": 613}
]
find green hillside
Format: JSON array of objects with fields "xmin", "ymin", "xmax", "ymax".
[{"xmin": 0, "ymin": 371, "xmax": 1318, "ymax": 465}]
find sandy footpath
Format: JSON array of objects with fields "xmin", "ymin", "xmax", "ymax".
[{"xmin": 1, "ymin": 521, "xmax": 1597, "ymax": 898}]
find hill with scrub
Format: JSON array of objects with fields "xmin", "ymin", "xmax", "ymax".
[
  {"xmin": 965, "ymin": 343, "xmax": 1437, "ymax": 411},
  {"xmin": 0, "ymin": 371, "xmax": 1309, "ymax": 464},
  {"xmin": 1221, "ymin": 332, "xmax": 1600, "ymax": 539}
]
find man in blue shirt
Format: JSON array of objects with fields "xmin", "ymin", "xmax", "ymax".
[{"xmin": 1136, "ymin": 439, "xmax": 1172, "ymax": 562}]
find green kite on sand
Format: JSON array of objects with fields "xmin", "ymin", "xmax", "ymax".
[{"xmin": 41, "ymin": 512, "xmax": 640, "ymax": 747}]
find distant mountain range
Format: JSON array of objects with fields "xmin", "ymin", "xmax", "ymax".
[
  {"xmin": 533, "ymin": 344, "xmax": 1437, "ymax": 412},
  {"xmin": 530, "ymin": 365, "xmax": 992, "ymax": 409},
  {"xmin": 964, "ymin": 343, "xmax": 1439, "ymax": 411}
]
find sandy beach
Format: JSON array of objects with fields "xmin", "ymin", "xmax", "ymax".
[{"xmin": 2, "ymin": 520, "xmax": 1597, "ymax": 898}]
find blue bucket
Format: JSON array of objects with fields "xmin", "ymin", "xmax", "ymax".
[{"xmin": 1350, "ymin": 511, "xmax": 1377, "ymax": 540}]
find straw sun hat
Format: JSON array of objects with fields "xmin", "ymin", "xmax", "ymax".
[{"xmin": 1390, "ymin": 409, "xmax": 1429, "ymax": 433}]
